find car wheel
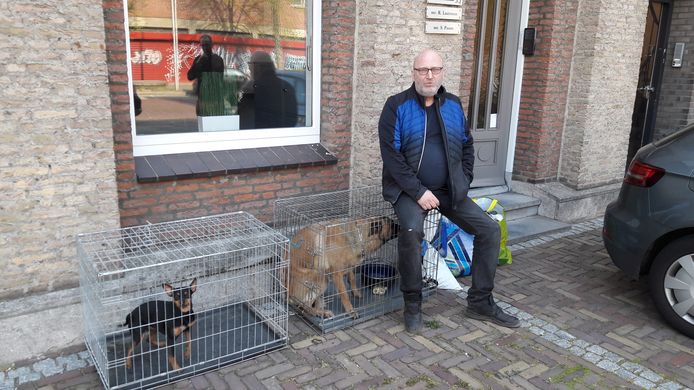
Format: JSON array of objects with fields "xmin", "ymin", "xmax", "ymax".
[{"xmin": 649, "ymin": 235, "xmax": 694, "ymax": 338}]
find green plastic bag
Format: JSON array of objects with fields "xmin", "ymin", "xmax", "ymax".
[{"xmin": 473, "ymin": 197, "xmax": 512, "ymax": 266}]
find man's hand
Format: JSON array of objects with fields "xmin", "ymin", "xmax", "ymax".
[{"xmin": 417, "ymin": 190, "xmax": 439, "ymax": 210}]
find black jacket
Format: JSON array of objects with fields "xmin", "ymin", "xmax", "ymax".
[{"xmin": 378, "ymin": 84, "xmax": 474, "ymax": 209}]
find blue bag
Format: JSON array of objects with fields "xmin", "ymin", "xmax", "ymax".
[{"xmin": 430, "ymin": 216, "xmax": 474, "ymax": 277}]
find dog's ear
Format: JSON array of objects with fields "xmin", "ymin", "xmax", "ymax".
[
  {"xmin": 369, "ymin": 217, "xmax": 400, "ymax": 238},
  {"xmin": 389, "ymin": 218, "xmax": 400, "ymax": 238},
  {"xmin": 189, "ymin": 277, "xmax": 197, "ymax": 294},
  {"xmin": 163, "ymin": 283, "xmax": 174, "ymax": 297},
  {"xmin": 369, "ymin": 219, "xmax": 384, "ymax": 236},
  {"xmin": 369, "ymin": 218, "xmax": 383, "ymax": 236}
]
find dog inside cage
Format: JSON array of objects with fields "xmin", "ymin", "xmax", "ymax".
[
  {"xmin": 123, "ymin": 278, "xmax": 197, "ymax": 371},
  {"xmin": 287, "ymin": 215, "xmax": 400, "ymax": 319},
  {"xmin": 79, "ymin": 212, "xmax": 289, "ymax": 389},
  {"xmin": 274, "ymin": 187, "xmax": 438, "ymax": 333}
]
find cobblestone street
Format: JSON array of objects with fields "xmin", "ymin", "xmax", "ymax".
[{"xmin": 9, "ymin": 221, "xmax": 694, "ymax": 390}]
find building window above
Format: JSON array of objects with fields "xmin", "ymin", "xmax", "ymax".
[{"xmin": 125, "ymin": 0, "xmax": 320, "ymax": 156}]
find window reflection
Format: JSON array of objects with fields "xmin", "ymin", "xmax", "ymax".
[
  {"xmin": 490, "ymin": 0, "xmax": 507, "ymax": 129},
  {"xmin": 239, "ymin": 51, "xmax": 298, "ymax": 129},
  {"xmin": 470, "ymin": 0, "xmax": 506, "ymax": 131},
  {"xmin": 128, "ymin": 0, "xmax": 309, "ymax": 135},
  {"xmin": 475, "ymin": 0, "xmax": 495, "ymax": 129}
]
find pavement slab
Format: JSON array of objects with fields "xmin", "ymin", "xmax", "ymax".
[{"xmin": 11, "ymin": 219, "xmax": 694, "ymax": 390}]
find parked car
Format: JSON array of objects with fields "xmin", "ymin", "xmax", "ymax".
[
  {"xmin": 603, "ymin": 123, "xmax": 694, "ymax": 338},
  {"xmin": 223, "ymin": 68, "xmax": 247, "ymax": 91}
]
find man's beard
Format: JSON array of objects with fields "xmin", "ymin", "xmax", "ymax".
[{"xmin": 415, "ymin": 82, "xmax": 440, "ymax": 97}]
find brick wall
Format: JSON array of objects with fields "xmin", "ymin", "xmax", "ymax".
[
  {"xmin": 350, "ymin": 0, "xmax": 476, "ymax": 188},
  {"xmin": 0, "ymin": 1, "xmax": 120, "ymax": 299},
  {"xmin": 104, "ymin": 0, "xmax": 356, "ymax": 226},
  {"xmin": 653, "ymin": 0, "xmax": 694, "ymax": 140},
  {"xmin": 513, "ymin": 0, "xmax": 578, "ymax": 183},
  {"xmin": 560, "ymin": 0, "xmax": 646, "ymax": 189}
]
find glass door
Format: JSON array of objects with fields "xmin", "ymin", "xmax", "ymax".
[{"xmin": 469, "ymin": 0, "xmax": 521, "ymax": 187}]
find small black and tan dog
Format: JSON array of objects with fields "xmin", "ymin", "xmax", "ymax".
[{"xmin": 124, "ymin": 278, "xmax": 197, "ymax": 371}]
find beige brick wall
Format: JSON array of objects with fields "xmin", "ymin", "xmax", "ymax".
[
  {"xmin": 560, "ymin": 0, "xmax": 648, "ymax": 189},
  {"xmin": 350, "ymin": 0, "xmax": 470, "ymax": 188},
  {"xmin": 0, "ymin": 1, "xmax": 120, "ymax": 299}
]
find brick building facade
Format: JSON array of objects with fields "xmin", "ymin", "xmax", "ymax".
[{"xmin": 2, "ymin": 0, "xmax": 694, "ymax": 361}]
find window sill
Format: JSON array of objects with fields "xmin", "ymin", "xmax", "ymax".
[{"xmin": 134, "ymin": 143, "xmax": 337, "ymax": 183}]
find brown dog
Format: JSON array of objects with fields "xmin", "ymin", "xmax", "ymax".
[{"xmin": 288, "ymin": 216, "xmax": 398, "ymax": 319}]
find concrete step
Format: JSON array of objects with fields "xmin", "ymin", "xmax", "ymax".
[
  {"xmin": 468, "ymin": 190, "xmax": 540, "ymax": 221},
  {"xmin": 467, "ymin": 189, "xmax": 568, "ymax": 244},
  {"xmin": 469, "ymin": 185, "xmax": 509, "ymax": 198},
  {"xmin": 507, "ymin": 215, "xmax": 571, "ymax": 245},
  {"xmin": 488, "ymin": 192, "xmax": 541, "ymax": 221}
]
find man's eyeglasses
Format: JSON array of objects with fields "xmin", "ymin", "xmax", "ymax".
[{"xmin": 414, "ymin": 67, "xmax": 443, "ymax": 76}]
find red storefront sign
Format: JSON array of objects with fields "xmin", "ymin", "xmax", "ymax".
[{"xmin": 129, "ymin": 31, "xmax": 306, "ymax": 84}]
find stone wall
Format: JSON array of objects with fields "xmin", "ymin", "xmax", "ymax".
[
  {"xmin": 653, "ymin": 0, "xmax": 694, "ymax": 140},
  {"xmin": 559, "ymin": 0, "xmax": 647, "ymax": 189},
  {"xmin": 0, "ymin": 1, "xmax": 120, "ymax": 299},
  {"xmin": 350, "ymin": 0, "xmax": 477, "ymax": 188}
]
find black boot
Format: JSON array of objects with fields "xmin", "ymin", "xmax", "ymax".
[
  {"xmin": 404, "ymin": 301, "xmax": 423, "ymax": 333},
  {"xmin": 403, "ymin": 293, "xmax": 423, "ymax": 333},
  {"xmin": 466, "ymin": 295, "xmax": 520, "ymax": 328}
]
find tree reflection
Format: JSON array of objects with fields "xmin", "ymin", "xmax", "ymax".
[{"xmin": 128, "ymin": 0, "xmax": 307, "ymax": 135}]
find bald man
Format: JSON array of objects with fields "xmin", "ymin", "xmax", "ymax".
[{"xmin": 379, "ymin": 49, "xmax": 519, "ymax": 333}]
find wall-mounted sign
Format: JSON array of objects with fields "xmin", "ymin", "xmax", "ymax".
[
  {"xmin": 427, "ymin": 0, "xmax": 463, "ymax": 6},
  {"xmin": 426, "ymin": 6, "xmax": 463, "ymax": 20},
  {"xmin": 425, "ymin": 21, "xmax": 461, "ymax": 35}
]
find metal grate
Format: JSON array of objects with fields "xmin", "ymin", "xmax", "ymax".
[
  {"xmin": 78, "ymin": 212, "xmax": 289, "ymax": 389},
  {"xmin": 274, "ymin": 186, "xmax": 438, "ymax": 332}
]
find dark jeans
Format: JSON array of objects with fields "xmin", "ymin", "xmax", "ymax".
[{"xmin": 393, "ymin": 190, "xmax": 501, "ymax": 309}]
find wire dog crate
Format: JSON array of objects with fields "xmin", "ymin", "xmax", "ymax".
[
  {"xmin": 273, "ymin": 186, "xmax": 438, "ymax": 333},
  {"xmin": 77, "ymin": 212, "xmax": 289, "ymax": 390}
]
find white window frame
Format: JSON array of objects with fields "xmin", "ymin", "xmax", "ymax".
[{"xmin": 124, "ymin": 1, "xmax": 321, "ymax": 157}]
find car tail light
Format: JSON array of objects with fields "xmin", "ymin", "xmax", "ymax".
[{"xmin": 624, "ymin": 160, "xmax": 665, "ymax": 187}]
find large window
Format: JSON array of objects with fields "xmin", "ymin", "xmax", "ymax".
[{"xmin": 125, "ymin": 0, "xmax": 320, "ymax": 156}]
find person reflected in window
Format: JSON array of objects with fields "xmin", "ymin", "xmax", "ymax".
[
  {"xmin": 187, "ymin": 34, "xmax": 225, "ymax": 117},
  {"xmin": 238, "ymin": 51, "xmax": 298, "ymax": 129}
]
